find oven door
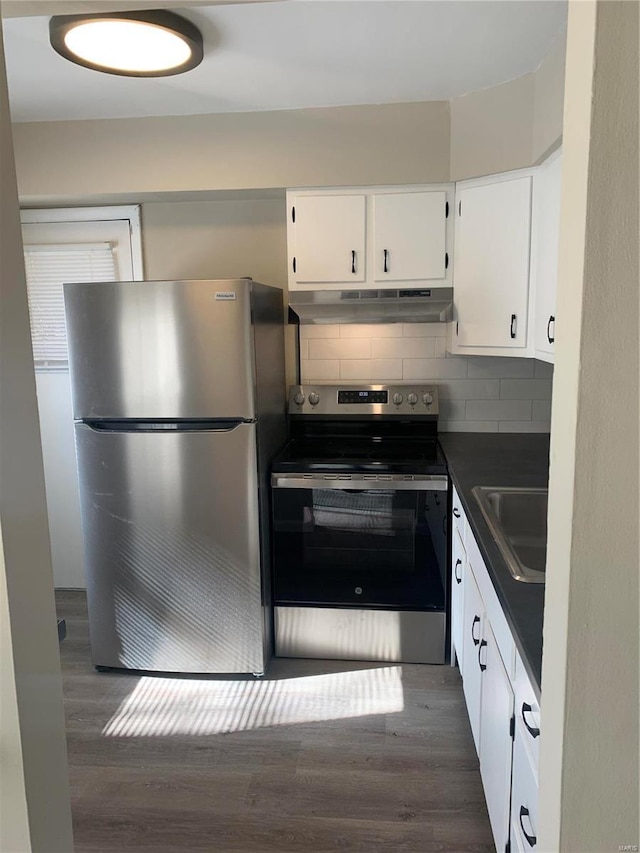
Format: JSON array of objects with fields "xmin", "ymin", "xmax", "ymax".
[{"xmin": 271, "ymin": 474, "xmax": 448, "ymax": 611}]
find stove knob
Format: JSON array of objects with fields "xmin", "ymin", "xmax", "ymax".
[
  {"xmin": 308, "ymin": 392, "xmax": 320, "ymax": 406},
  {"xmin": 407, "ymin": 392, "xmax": 418, "ymax": 406},
  {"xmin": 423, "ymin": 392, "xmax": 434, "ymax": 406},
  {"xmin": 392, "ymin": 392, "xmax": 403, "ymax": 406},
  {"xmin": 293, "ymin": 392, "xmax": 306, "ymax": 406}
]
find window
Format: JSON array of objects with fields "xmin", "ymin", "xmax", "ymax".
[
  {"xmin": 24, "ymin": 242, "xmax": 117, "ymax": 367},
  {"xmin": 21, "ymin": 205, "xmax": 143, "ymax": 370}
]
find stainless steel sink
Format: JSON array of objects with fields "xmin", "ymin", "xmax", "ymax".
[{"xmin": 471, "ymin": 486, "xmax": 548, "ymax": 583}]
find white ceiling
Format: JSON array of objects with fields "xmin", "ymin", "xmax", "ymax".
[{"xmin": 2, "ymin": 1, "xmax": 567, "ymax": 123}]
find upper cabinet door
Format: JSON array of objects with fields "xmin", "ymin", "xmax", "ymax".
[
  {"xmin": 453, "ymin": 175, "xmax": 532, "ymax": 350},
  {"xmin": 533, "ymin": 151, "xmax": 562, "ymax": 361},
  {"xmin": 290, "ymin": 194, "xmax": 366, "ymax": 284},
  {"xmin": 372, "ymin": 191, "xmax": 447, "ymax": 282}
]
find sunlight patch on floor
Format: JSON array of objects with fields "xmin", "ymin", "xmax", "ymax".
[{"xmin": 101, "ymin": 666, "xmax": 405, "ymax": 737}]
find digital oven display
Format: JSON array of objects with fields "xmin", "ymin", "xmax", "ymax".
[{"xmin": 337, "ymin": 390, "xmax": 388, "ymax": 404}]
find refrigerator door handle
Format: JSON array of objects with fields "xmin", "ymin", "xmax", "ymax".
[{"xmin": 81, "ymin": 419, "xmax": 254, "ymax": 433}]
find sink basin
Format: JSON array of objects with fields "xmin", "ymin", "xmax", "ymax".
[{"xmin": 472, "ymin": 486, "xmax": 548, "ymax": 583}]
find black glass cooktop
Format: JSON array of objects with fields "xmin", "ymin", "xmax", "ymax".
[{"xmin": 272, "ymin": 436, "xmax": 447, "ymax": 475}]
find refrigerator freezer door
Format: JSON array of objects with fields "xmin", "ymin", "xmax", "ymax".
[
  {"xmin": 75, "ymin": 421, "xmax": 264, "ymax": 673},
  {"xmin": 64, "ymin": 279, "xmax": 256, "ymax": 420}
]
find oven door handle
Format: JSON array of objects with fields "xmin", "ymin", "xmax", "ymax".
[{"xmin": 271, "ymin": 475, "xmax": 449, "ymax": 491}]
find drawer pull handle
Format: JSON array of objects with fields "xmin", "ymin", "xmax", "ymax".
[
  {"xmin": 471, "ymin": 615, "xmax": 480, "ymax": 646},
  {"xmin": 478, "ymin": 638, "xmax": 487, "ymax": 672},
  {"xmin": 519, "ymin": 805, "xmax": 537, "ymax": 848},
  {"xmin": 547, "ymin": 315, "xmax": 555, "ymax": 345},
  {"xmin": 522, "ymin": 703, "xmax": 540, "ymax": 738},
  {"xmin": 454, "ymin": 559, "xmax": 462, "ymax": 584},
  {"xmin": 452, "ymin": 508, "xmax": 461, "ymax": 519}
]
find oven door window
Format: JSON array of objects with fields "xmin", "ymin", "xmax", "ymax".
[{"xmin": 272, "ymin": 486, "xmax": 446, "ymax": 610}]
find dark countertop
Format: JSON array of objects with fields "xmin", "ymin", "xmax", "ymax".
[{"xmin": 439, "ymin": 432, "xmax": 549, "ymax": 699}]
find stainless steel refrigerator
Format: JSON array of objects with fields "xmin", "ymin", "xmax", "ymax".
[{"xmin": 64, "ymin": 278, "xmax": 286, "ymax": 675}]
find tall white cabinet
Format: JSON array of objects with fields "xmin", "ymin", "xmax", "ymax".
[
  {"xmin": 450, "ymin": 171, "xmax": 533, "ymax": 355},
  {"xmin": 532, "ymin": 150, "xmax": 563, "ymax": 362}
]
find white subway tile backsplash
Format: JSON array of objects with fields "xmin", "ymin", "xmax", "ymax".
[
  {"xmin": 372, "ymin": 337, "xmax": 436, "ymax": 359},
  {"xmin": 534, "ymin": 359, "xmax": 554, "ymax": 378},
  {"xmin": 498, "ymin": 421, "xmax": 551, "ymax": 433},
  {"xmin": 402, "ymin": 323, "xmax": 447, "ymax": 338},
  {"xmin": 300, "ymin": 324, "xmax": 342, "ymax": 339},
  {"xmin": 309, "ymin": 338, "xmax": 370, "ymax": 360},
  {"xmin": 436, "ymin": 379, "xmax": 500, "ymax": 400},
  {"xmin": 499, "ymin": 379, "xmax": 553, "ymax": 400},
  {"xmin": 299, "ymin": 323, "xmax": 553, "ymax": 433},
  {"xmin": 300, "ymin": 359, "xmax": 340, "ymax": 380},
  {"xmin": 439, "ymin": 420, "xmax": 500, "ymax": 433},
  {"xmin": 403, "ymin": 357, "xmax": 469, "ymax": 380},
  {"xmin": 434, "ymin": 338, "xmax": 448, "ymax": 358},
  {"xmin": 438, "ymin": 399, "xmax": 467, "ymax": 421},
  {"xmin": 340, "ymin": 359, "xmax": 403, "ymax": 380},
  {"xmin": 532, "ymin": 399, "xmax": 552, "ymax": 421},
  {"xmin": 466, "ymin": 399, "xmax": 533, "ymax": 421},
  {"xmin": 340, "ymin": 324, "xmax": 403, "ymax": 338},
  {"xmin": 467, "ymin": 357, "xmax": 535, "ymax": 379}
]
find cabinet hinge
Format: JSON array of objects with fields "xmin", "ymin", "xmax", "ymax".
[
  {"xmin": 291, "ymin": 206, "xmax": 296, "ymax": 223},
  {"xmin": 445, "ymin": 252, "xmax": 449, "ymax": 270},
  {"xmin": 509, "ymin": 714, "xmax": 515, "ymax": 740},
  {"xmin": 292, "ymin": 257, "xmax": 296, "ymax": 274},
  {"xmin": 445, "ymin": 201, "xmax": 449, "ymax": 218}
]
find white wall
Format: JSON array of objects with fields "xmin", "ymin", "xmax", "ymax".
[
  {"xmin": 13, "ymin": 101, "xmax": 451, "ymax": 204},
  {"xmin": 538, "ymin": 1, "xmax": 639, "ymax": 849},
  {"xmin": 0, "ymin": 18, "xmax": 73, "ymax": 851}
]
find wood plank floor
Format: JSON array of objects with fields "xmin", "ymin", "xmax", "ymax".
[{"xmin": 56, "ymin": 590, "xmax": 494, "ymax": 853}]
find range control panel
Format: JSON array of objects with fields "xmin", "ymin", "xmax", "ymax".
[{"xmin": 288, "ymin": 384, "xmax": 439, "ymax": 417}]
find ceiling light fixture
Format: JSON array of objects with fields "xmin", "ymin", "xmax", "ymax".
[{"xmin": 49, "ymin": 10, "xmax": 204, "ymax": 77}]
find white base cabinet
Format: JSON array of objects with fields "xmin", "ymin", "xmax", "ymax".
[{"xmin": 450, "ymin": 490, "xmax": 540, "ymax": 853}]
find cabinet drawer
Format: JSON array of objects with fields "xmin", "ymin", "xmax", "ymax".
[
  {"xmin": 451, "ymin": 485, "xmax": 466, "ymax": 545},
  {"xmin": 511, "ymin": 723, "xmax": 539, "ymax": 852},
  {"xmin": 515, "ymin": 651, "xmax": 541, "ymax": 770}
]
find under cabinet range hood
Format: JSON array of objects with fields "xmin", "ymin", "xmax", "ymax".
[{"xmin": 288, "ymin": 287, "xmax": 453, "ymax": 325}]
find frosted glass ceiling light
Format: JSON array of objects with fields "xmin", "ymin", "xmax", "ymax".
[{"xmin": 49, "ymin": 10, "xmax": 203, "ymax": 77}]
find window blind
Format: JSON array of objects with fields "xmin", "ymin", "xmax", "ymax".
[{"xmin": 24, "ymin": 242, "xmax": 117, "ymax": 367}]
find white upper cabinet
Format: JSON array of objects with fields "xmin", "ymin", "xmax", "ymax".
[
  {"xmin": 451, "ymin": 172, "xmax": 533, "ymax": 355},
  {"xmin": 287, "ymin": 185, "xmax": 453, "ymax": 291},
  {"xmin": 289, "ymin": 194, "xmax": 366, "ymax": 285},
  {"xmin": 372, "ymin": 191, "xmax": 447, "ymax": 282},
  {"xmin": 533, "ymin": 150, "xmax": 562, "ymax": 362}
]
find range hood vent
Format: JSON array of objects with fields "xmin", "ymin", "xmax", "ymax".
[{"xmin": 288, "ymin": 287, "xmax": 453, "ymax": 325}]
